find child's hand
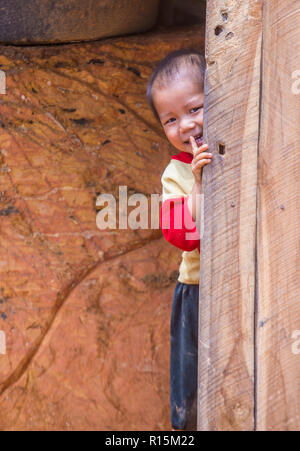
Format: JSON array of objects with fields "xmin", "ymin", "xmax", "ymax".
[{"xmin": 190, "ymin": 136, "xmax": 212, "ymax": 184}]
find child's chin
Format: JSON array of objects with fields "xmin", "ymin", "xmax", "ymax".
[{"xmin": 182, "ymin": 145, "xmax": 193, "ymax": 154}]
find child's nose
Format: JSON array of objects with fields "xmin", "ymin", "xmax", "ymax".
[{"xmin": 179, "ymin": 116, "xmax": 195, "ymax": 133}]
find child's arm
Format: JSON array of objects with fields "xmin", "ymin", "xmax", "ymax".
[
  {"xmin": 187, "ymin": 179, "xmax": 202, "ymax": 228},
  {"xmin": 160, "ymin": 138, "xmax": 212, "ymax": 253},
  {"xmin": 160, "ymin": 195, "xmax": 200, "ymax": 252},
  {"xmin": 187, "ymin": 137, "xmax": 212, "ymax": 227},
  {"xmin": 160, "ymin": 164, "xmax": 201, "ymax": 252}
]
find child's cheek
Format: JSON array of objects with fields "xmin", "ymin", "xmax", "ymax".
[
  {"xmin": 198, "ymin": 111, "xmax": 204, "ymax": 121},
  {"xmin": 165, "ymin": 128, "xmax": 173, "ymax": 142},
  {"xmin": 168, "ymin": 127, "xmax": 177, "ymax": 139}
]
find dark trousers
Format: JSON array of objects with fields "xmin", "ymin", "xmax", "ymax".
[{"xmin": 170, "ymin": 281, "xmax": 199, "ymax": 430}]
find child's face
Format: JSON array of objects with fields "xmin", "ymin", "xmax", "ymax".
[{"xmin": 152, "ymin": 70, "xmax": 204, "ymax": 154}]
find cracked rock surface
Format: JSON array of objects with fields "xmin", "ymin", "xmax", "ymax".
[{"xmin": 0, "ymin": 25, "xmax": 204, "ymax": 430}]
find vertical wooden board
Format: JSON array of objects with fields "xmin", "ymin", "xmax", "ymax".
[
  {"xmin": 198, "ymin": 0, "xmax": 262, "ymax": 430},
  {"xmin": 256, "ymin": 0, "xmax": 300, "ymax": 431}
]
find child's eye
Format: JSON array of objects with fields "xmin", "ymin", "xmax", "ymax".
[
  {"xmin": 190, "ymin": 106, "xmax": 203, "ymax": 114},
  {"xmin": 164, "ymin": 117, "xmax": 176, "ymax": 125}
]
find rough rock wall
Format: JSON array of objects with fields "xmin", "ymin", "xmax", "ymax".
[
  {"xmin": 0, "ymin": 0, "xmax": 160, "ymax": 44},
  {"xmin": 0, "ymin": 26, "xmax": 204, "ymax": 431}
]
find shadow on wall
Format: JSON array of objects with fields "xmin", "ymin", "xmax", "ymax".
[
  {"xmin": 0, "ymin": 0, "xmax": 161, "ymax": 44},
  {"xmin": 0, "ymin": 0, "xmax": 206, "ymax": 44},
  {"xmin": 158, "ymin": 0, "xmax": 206, "ymax": 27}
]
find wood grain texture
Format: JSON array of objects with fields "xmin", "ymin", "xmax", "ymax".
[
  {"xmin": 256, "ymin": 0, "xmax": 300, "ymax": 431},
  {"xmin": 198, "ymin": 0, "xmax": 262, "ymax": 430}
]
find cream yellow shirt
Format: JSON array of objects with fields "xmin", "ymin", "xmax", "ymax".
[{"xmin": 161, "ymin": 152, "xmax": 200, "ymax": 284}]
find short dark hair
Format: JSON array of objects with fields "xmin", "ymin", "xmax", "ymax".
[{"xmin": 147, "ymin": 48, "xmax": 206, "ymax": 121}]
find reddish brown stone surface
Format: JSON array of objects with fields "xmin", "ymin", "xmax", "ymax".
[
  {"xmin": 0, "ymin": 0, "xmax": 160, "ymax": 45},
  {"xmin": 0, "ymin": 26, "xmax": 204, "ymax": 430}
]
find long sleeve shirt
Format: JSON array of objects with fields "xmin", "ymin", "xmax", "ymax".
[{"xmin": 160, "ymin": 151, "xmax": 200, "ymax": 284}]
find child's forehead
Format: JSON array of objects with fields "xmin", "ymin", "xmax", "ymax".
[
  {"xmin": 153, "ymin": 74, "xmax": 204, "ymax": 97},
  {"xmin": 153, "ymin": 66, "xmax": 203, "ymax": 94},
  {"xmin": 152, "ymin": 77, "xmax": 204, "ymax": 117}
]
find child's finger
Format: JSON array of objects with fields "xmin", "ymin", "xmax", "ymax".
[
  {"xmin": 199, "ymin": 143, "xmax": 208, "ymax": 151},
  {"xmin": 193, "ymin": 151, "xmax": 212, "ymax": 162},
  {"xmin": 189, "ymin": 136, "xmax": 198, "ymax": 155}
]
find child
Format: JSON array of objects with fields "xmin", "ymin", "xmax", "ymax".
[{"xmin": 147, "ymin": 49, "xmax": 212, "ymax": 430}]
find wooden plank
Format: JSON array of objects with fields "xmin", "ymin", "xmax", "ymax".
[
  {"xmin": 197, "ymin": 0, "xmax": 262, "ymax": 430},
  {"xmin": 256, "ymin": 0, "xmax": 300, "ymax": 431}
]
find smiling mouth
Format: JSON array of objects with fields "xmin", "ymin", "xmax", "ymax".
[{"xmin": 184, "ymin": 134, "xmax": 203, "ymax": 147}]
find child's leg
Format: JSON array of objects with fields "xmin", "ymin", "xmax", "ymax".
[{"xmin": 170, "ymin": 282, "xmax": 199, "ymax": 431}]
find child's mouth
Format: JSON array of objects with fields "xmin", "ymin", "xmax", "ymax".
[{"xmin": 184, "ymin": 134, "xmax": 203, "ymax": 147}]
